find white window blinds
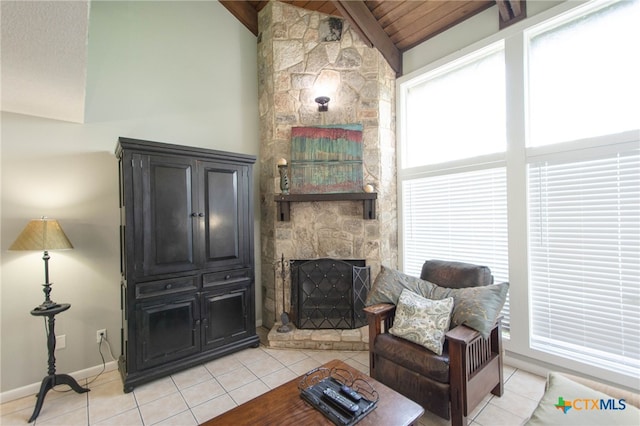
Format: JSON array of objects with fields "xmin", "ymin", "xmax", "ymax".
[
  {"xmin": 528, "ymin": 146, "xmax": 640, "ymax": 376},
  {"xmin": 402, "ymin": 167, "xmax": 510, "ymax": 333}
]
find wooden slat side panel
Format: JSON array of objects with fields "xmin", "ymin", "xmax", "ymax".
[
  {"xmin": 315, "ymin": 1, "xmax": 341, "ymax": 16},
  {"xmin": 381, "ymin": 0, "xmax": 446, "ymax": 38},
  {"xmin": 366, "ymin": 0, "xmax": 411, "ymax": 20},
  {"xmin": 377, "ymin": 1, "xmax": 432, "ymax": 29},
  {"xmin": 388, "ymin": 1, "xmax": 467, "ymax": 45},
  {"xmin": 280, "ymin": 0, "xmax": 340, "ymax": 16},
  {"xmin": 249, "ymin": 1, "xmax": 267, "ymax": 12}
]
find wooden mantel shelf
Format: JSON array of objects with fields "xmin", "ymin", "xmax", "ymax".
[{"xmin": 274, "ymin": 192, "xmax": 377, "ymax": 221}]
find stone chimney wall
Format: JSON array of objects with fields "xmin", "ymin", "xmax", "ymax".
[{"xmin": 258, "ymin": 1, "xmax": 397, "ymax": 329}]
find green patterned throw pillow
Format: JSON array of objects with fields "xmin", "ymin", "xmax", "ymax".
[
  {"xmin": 366, "ymin": 266, "xmax": 509, "ymax": 339},
  {"xmin": 365, "ymin": 265, "xmax": 436, "ymax": 305},
  {"xmin": 430, "ymin": 281, "xmax": 509, "ymax": 338},
  {"xmin": 389, "ymin": 289, "xmax": 454, "ymax": 355}
]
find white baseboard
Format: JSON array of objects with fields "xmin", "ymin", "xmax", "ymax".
[
  {"xmin": 0, "ymin": 361, "xmax": 118, "ymax": 404},
  {"xmin": 504, "ymin": 352, "xmax": 551, "ymax": 378}
]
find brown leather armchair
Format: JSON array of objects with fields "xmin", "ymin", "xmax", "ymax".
[{"xmin": 364, "ymin": 260, "xmax": 504, "ymax": 426}]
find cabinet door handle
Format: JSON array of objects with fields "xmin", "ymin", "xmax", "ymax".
[
  {"xmin": 198, "ymin": 213, "xmax": 204, "ymax": 217},
  {"xmin": 225, "ymin": 275, "xmax": 231, "ymax": 280},
  {"xmin": 165, "ymin": 284, "xmax": 172, "ymax": 290},
  {"xmin": 191, "ymin": 212, "xmax": 198, "ymax": 217}
]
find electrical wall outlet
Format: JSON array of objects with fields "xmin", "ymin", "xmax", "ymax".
[{"xmin": 96, "ymin": 329, "xmax": 107, "ymax": 343}]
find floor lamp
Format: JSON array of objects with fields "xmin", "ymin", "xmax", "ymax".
[{"xmin": 9, "ymin": 217, "xmax": 89, "ymax": 422}]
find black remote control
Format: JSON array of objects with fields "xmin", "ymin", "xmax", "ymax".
[
  {"xmin": 340, "ymin": 384, "xmax": 363, "ymax": 402},
  {"xmin": 323, "ymin": 388, "xmax": 359, "ymax": 412}
]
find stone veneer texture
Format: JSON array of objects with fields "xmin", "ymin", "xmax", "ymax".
[
  {"xmin": 258, "ymin": 1, "xmax": 397, "ymax": 330},
  {"xmin": 267, "ymin": 324, "xmax": 369, "ymax": 351}
]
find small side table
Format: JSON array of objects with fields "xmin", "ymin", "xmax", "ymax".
[{"xmin": 29, "ymin": 303, "xmax": 90, "ymax": 423}]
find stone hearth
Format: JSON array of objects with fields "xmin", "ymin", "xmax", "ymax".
[{"xmin": 267, "ymin": 323, "xmax": 369, "ymax": 351}]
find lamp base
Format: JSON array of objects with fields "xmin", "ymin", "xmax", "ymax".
[{"xmin": 35, "ymin": 281, "xmax": 60, "ymax": 311}]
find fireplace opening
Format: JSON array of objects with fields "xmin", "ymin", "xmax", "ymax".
[{"xmin": 290, "ymin": 258, "xmax": 370, "ymax": 329}]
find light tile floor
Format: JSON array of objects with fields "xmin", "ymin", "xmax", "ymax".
[{"xmin": 1, "ymin": 331, "xmax": 546, "ymax": 426}]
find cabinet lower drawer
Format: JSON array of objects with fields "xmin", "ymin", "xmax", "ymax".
[
  {"xmin": 135, "ymin": 276, "xmax": 198, "ymax": 299},
  {"xmin": 203, "ymin": 268, "xmax": 251, "ymax": 288}
]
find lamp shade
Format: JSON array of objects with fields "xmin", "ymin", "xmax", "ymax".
[{"xmin": 9, "ymin": 218, "xmax": 73, "ymax": 251}]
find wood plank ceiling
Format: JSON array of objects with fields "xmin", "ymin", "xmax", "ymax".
[{"xmin": 220, "ymin": 1, "xmax": 526, "ymax": 76}]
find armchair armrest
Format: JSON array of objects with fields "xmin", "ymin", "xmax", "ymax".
[
  {"xmin": 446, "ymin": 316, "xmax": 504, "ymax": 346},
  {"xmin": 447, "ymin": 319, "xmax": 504, "ymax": 419},
  {"xmin": 363, "ymin": 303, "xmax": 396, "ymax": 345},
  {"xmin": 364, "ymin": 304, "xmax": 396, "ymax": 376},
  {"xmin": 363, "ymin": 303, "xmax": 395, "ymax": 317},
  {"xmin": 445, "ymin": 324, "xmax": 483, "ymax": 345}
]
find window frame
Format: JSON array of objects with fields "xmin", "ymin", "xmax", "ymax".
[{"xmin": 397, "ymin": 0, "xmax": 639, "ymax": 389}]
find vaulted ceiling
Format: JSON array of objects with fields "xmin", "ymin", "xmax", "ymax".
[{"xmin": 220, "ymin": 0, "xmax": 526, "ymax": 76}]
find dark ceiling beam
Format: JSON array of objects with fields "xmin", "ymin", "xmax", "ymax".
[
  {"xmin": 219, "ymin": 0, "xmax": 259, "ymax": 36},
  {"xmin": 331, "ymin": 0, "xmax": 402, "ymax": 76},
  {"xmin": 510, "ymin": 0, "xmax": 523, "ymax": 16},
  {"xmin": 497, "ymin": 0, "xmax": 527, "ymax": 29}
]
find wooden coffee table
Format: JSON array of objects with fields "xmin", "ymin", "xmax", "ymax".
[{"xmin": 200, "ymin": 359, "xmax": 424, "ymax": 425}]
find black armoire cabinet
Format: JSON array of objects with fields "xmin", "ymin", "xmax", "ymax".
[{"xmin": 116, "ymin": 137, "xmax": 259, "ymax": 392}]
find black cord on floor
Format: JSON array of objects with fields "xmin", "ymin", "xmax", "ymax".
[
  {"xmin": 85, "ymin": 336, "xmax": 107, "ymax": 387},
  {"xmin": 50, "ymin": 333, "xmax": 111, "ymax": 392}
]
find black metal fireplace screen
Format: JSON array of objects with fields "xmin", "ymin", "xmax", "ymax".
[{"xmin": 290, "ymin": 258, "xmax": 370, "ymax": 329}]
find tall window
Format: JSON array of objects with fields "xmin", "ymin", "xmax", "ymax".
[
  {"xmin": 400, "ymin": 43, "xmax": 510, "ymax": 333},
  {"xmin": 399, "ymin": 0, "xmax": 639, "ymax": 380},
  {"xmin": 404, "ymin": 44, "xmax": 506, "ymax": 167},
  {"xmin": 526, "ymin": 0, "xmax": 640, "ymax": 376},
  {"xmin": 527, "ymin": 0, "xmax": 639, "ymax": 147}
]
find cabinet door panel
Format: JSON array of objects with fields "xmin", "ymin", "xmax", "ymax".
[
  {"xmin": 139, "ymin": 155, "xmax": 199, "ymax": 276},
  {"xmin": 137, "ymin": 295, "xmax": 200, "ymax": 370},
  {"xmin": 200, "ymin": 162, "xmax": 248, "ymax": 269},
  {"xmin": 201, "ymin": 282, "xmax": 249, "ymax": 350}
]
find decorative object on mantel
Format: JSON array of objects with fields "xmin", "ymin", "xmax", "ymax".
[
  {"xmin": 364, "ymin": 184, "xmax": 374, "ymax": 193},
  {"xmin": 273, "ymin": 254, "xmax": 292, "ymax": 333},
  {"xmin": 277, "ymin": 158, "xmax": 290, "ymax": 194},
  {"xmin": 290, "ymin": 124, "xmax": 364, "ymax": 194}
]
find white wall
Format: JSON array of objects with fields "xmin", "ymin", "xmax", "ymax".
[{"xmin": 0, "ymin": 0, "xmax": 260, "ymax": 393}]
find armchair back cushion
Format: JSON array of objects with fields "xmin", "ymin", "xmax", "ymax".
[{"xmin": 420, "ymin": 259, "xmax": 493, "ymax": 288}]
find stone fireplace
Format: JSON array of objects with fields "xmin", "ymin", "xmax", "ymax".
[{"xmin": 257, "ymin": 1, "xmax": 398, "ymax": 345}]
